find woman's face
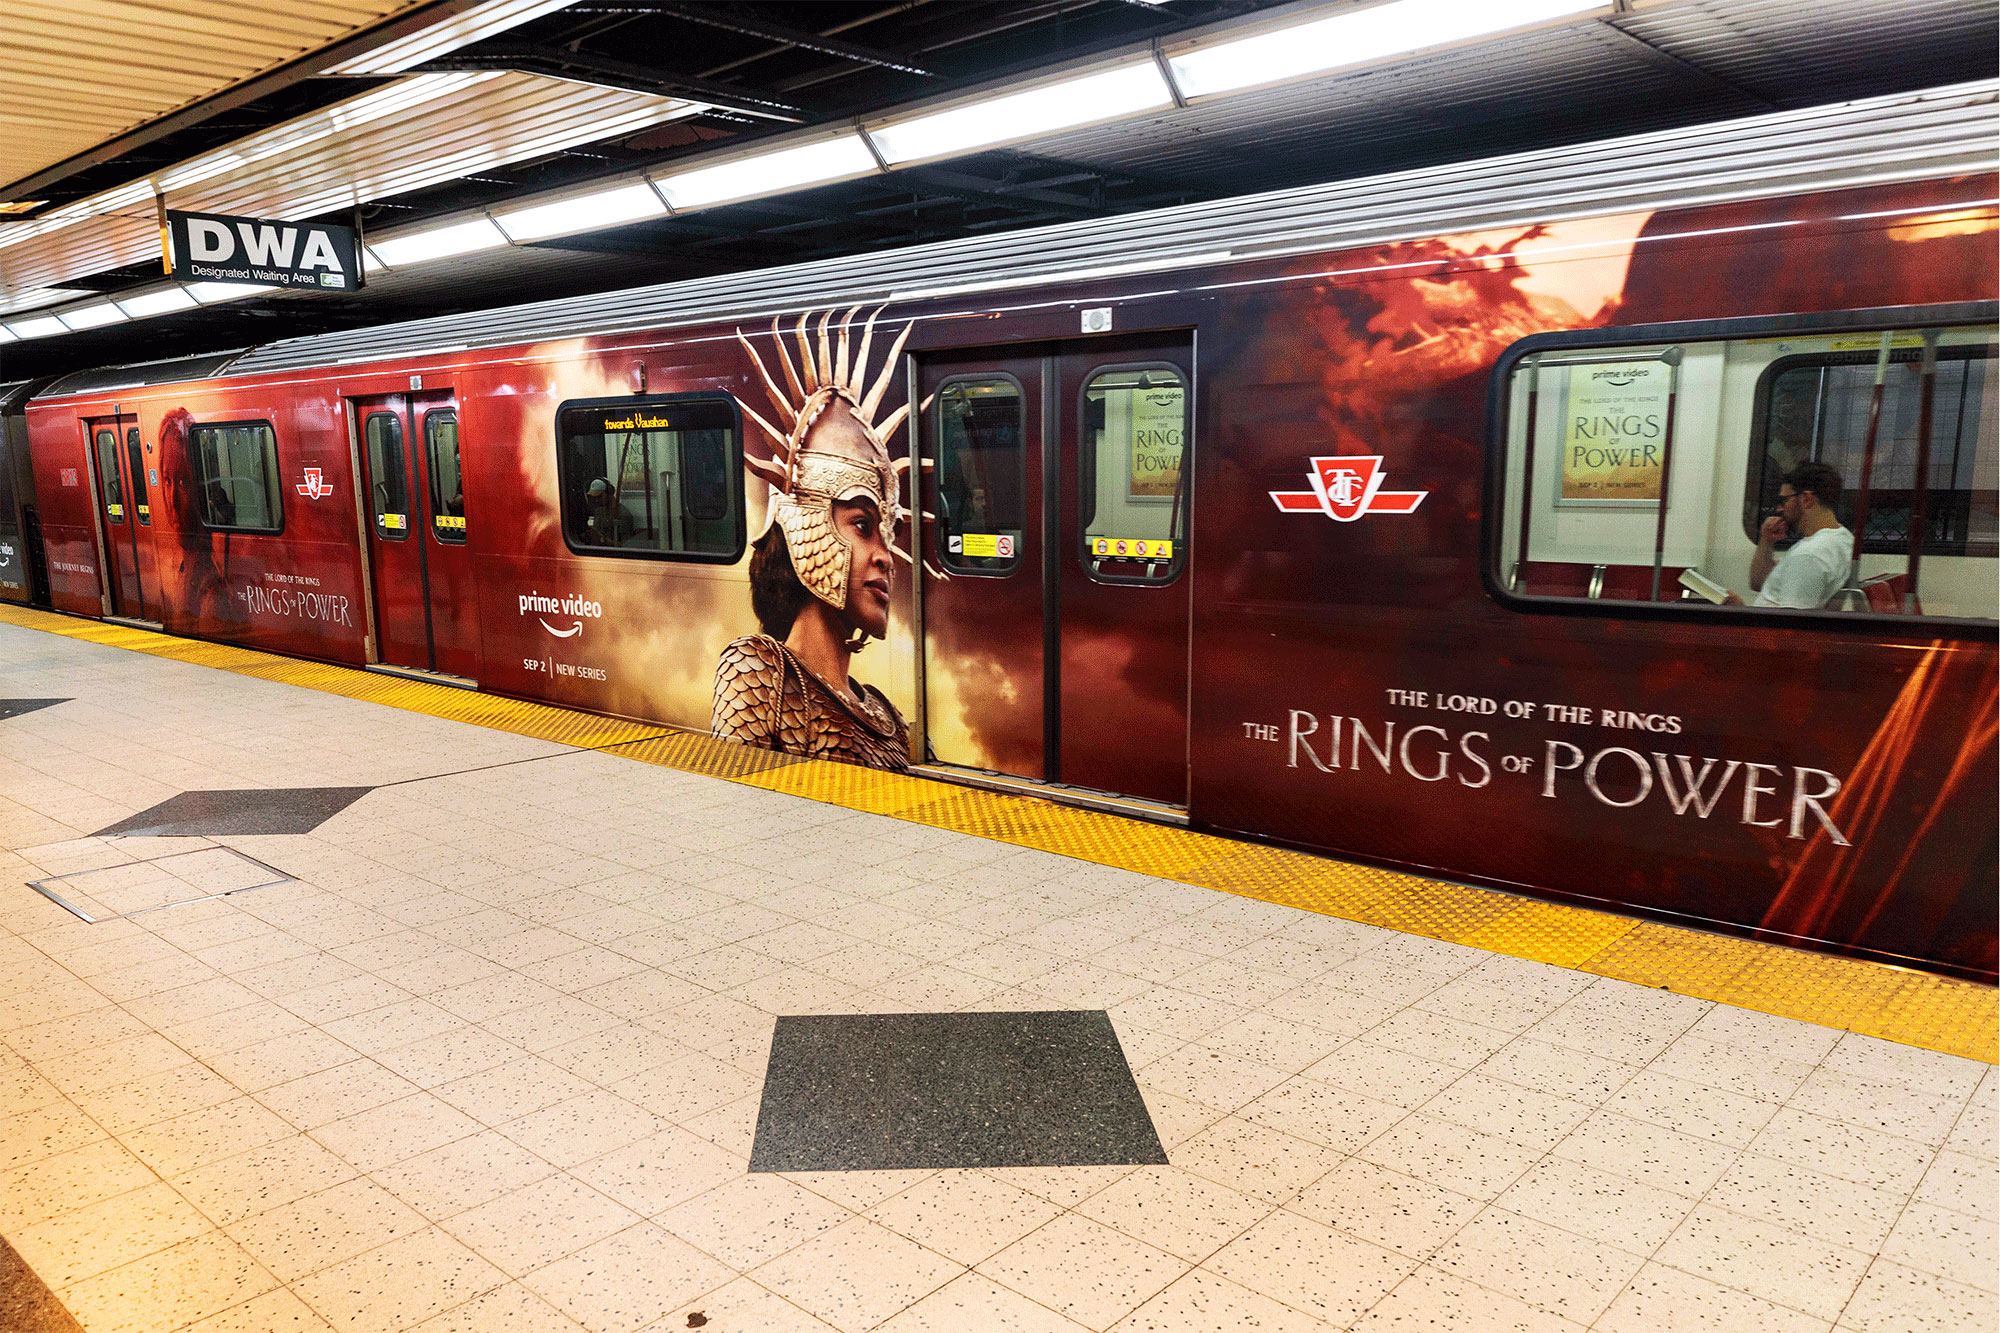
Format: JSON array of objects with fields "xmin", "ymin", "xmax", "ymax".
[{"xmin": 835, "ymin": 497, "xmax": 893, "ymax": 638}]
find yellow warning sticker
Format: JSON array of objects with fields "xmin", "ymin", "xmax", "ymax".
[
  {"xmin": 434, "ymin": 514, "xmax": 467, "ymax": 532},
  {"xmin": 960, "ymin": 533, "xmax": 1000, "ymax": 558},
  {"xmin": 1826, "ymin": 334, "xmax": 1927, "ymax": 352},
  {"xmin": 106, "ymin": 504, "xmax": 124, "ymax": 520},
  {"xmin": 1092, "ymin": 536, "xmax": 1172, "ymax": 559},
  {"xmin": 381, "ymin": 512, "xmax": 406, "ymax": 531}
]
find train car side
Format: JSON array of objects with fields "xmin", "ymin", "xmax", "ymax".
[{"xmin": 16, "ymin": 161, "xmax": 1996, "ymax": 979}]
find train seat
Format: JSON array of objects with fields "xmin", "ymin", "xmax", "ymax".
[
  {"xmin": 1512, "ymin": 561, "xmax": 1594, "ymax": 598},
  {"xmin": 1858, "ymin": 572, "xmax": 1922, "ymax": 615},
  {"xmin": 1596, "ymin": 564, "xmax": 1690, "ymax": 603}
]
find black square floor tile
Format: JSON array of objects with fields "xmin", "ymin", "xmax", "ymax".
[
  {"xmin": 749, "ymin": 1010, "xmax": 1167, "ymax": 1173},
  {"xmin": 94, "ymin": 786, "xmax": 373, "ymax": 837},
  {"xmin": 0, "ymin": 699, "xmax": 67, "ymax": 721}
]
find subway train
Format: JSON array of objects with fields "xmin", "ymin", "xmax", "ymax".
[{"xmin": 5, "ymin": 83, "xmax": 1995, "ymax": 980}]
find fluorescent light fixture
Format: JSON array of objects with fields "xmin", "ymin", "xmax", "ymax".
[
  {"xmin": 1167, "ymin": 0, "xmax": 1607, "ymax": 99},
  {"xmin": 654, "ymin": 135, "xmax": 878, "ymax": 211},
  {"xmin": 186, "ymin": 281, "xmax": 275, "ymax": 304},
  {"xmin": 370, "ymin": 217, "xmax": 509, "ymax": 267},
  {"xmin": 6, "ymin": 315, "xmax": 68, "ymax": 338},
  {"xmin": 495, "ymin": 181, "xmax": 667, "ymax": 241},
  {"xmin": 58, "ymin": 303, "xmax": 126, "ymax": 331},
  {"xmin": 325, "ymin": 0, "xmax": 578, "ymax": 74},
  {"xmin": 0, "ymin": 286, "xmax": 85, "ymax": 316},
  {"xmin": 870, "ymin": 62, "xmax": 1174, "ymax": 165},
  {"xmin": 0, "ymin": 326, "xmax": 16, "ymax": 343},
  {"xmin": 115, "ymin": 287, "xmax": 199, "ymax": 318}
]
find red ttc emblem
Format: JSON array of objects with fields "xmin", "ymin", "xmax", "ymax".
[
  {"xmin": 296, "ymin": 468, "xmax": 333, "ymax": 500},
  {"xmin": 1270, "ymin": 455, "xmax": 1426, "ymax": 522}
]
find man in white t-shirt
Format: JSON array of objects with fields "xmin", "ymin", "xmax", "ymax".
[{"xmin": 1726, "ymin": 463, "xmax": 1853, "ymax": 609}]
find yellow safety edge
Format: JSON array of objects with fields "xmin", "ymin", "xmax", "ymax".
[{"xmin": 4, "ymin": 602, "xmax": 1992, "ymax": 1064}]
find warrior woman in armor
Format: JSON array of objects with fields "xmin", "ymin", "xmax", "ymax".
[{"xmin": 712, "ymin": 308, "xmax": 932, "ymax": 771}]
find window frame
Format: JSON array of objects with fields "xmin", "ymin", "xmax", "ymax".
[
  {"xmin": 553, "ymin": 391, "xmax": 746, "ymax": 564},
  {"xmin": 1481, "ymin": 299, "xmax": 1997, "ymax": 640},
  {"xmin": 125, "ymin": 426, "xmax": 150, "ymax": 526},
  {"xmin": 423, "ymin": 407, "xmax": 466, "ymax": 546},
  {"xmin": 362, "ymin": 410, "xmax": 410, "ymax": 542},
  {"xmin": 92, "ymin": 428, "xmax": 125, "ymax": 524},
  {"xmin": 1742, "ymin": 342, "xmax": 1997, "ymax": 558},
  {"xmin": 933, "ymin": 370, "xmax": 1028, "ymax": 578},
  {"xmin": 1077, "ymin": 359, "xmax": 1191, "ymax": 588},
  {"xmin": 188, "ymin": 418, "xmax": 285, "ymax": 536}
]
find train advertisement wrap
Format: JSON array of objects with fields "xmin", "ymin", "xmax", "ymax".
[{"xmin": 18, "ymin": 168, "xmax": 1997, "ymax": 981}]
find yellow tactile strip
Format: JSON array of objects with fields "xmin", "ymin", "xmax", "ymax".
[{"xmin": 3, "ymin": 602, "xmax": 1993, "ymax": 1063}]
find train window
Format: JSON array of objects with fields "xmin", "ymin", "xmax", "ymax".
[
  {"xmin": 125, "ymin": 427, "xmax": 150, "ymax": 525},
  {"xmin": 93, "ymin": 429, "xmax": 124, "ymax": 523},
  {"xmin": 1750, "ymin": 345, "xmax": 1996, "ymax": 558},
  {"xmin": 363, "ymin": 412, "xmax": 409, "ymax": 541},
  {"xmin": 1080, "ymin": 364, "xmax": 1188, "ymax": 584},
  {"xmin": 556, "ymin": 394, "xmax": 743, "ymax": 561},
  {"xmin": 934, "ymin": 375, "xmax": 1025, "ymax": 575},
  {"xmin": 425, "ymin": 410, "xmax": 465, "ymax": 545},
  {"xmin": 190, "ymin": 422, "xmax": 283, "ymax": 533},
  {"xmin": 1493, "ymin": 316, "xmax": 1997, "ymax": 625}
]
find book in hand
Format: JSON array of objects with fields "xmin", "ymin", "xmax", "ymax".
[{"xmin": 1678, "ymin": 568, "xmax": 1730, "ymax": 604}]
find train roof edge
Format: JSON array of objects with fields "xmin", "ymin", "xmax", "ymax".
[{"xmin": 27, "ymin": 78, "xmax": 2000, "ymax": 402}]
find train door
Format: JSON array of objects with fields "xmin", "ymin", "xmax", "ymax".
[
  {"xmin": 919, "ymin": 335, "xmax": 1193, "ymax": 807},
  {"xmin": 354, "ymin": 391, "xmax": 477, "ymax": 679},
  {"xmin": 86, "ymin": 413, "xmax": 158, "ymax": 622}
]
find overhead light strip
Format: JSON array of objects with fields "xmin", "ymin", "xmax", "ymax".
[
  {"xmin": 1167, "ymin": 0, "xmax": 1610, "ymax": 98},
  {"xmin": 8, "ymin": 0, "xmax": 1622, "ymax": 339}
]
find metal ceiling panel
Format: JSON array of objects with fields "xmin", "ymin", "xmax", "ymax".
[
  {"xmin": 1621, "ymin": 0, "xmax": 1997, "ymax": 105},
  {"xmin": 0, "ymin": 72, "xmax": 700, "ymax": 305},
  {"xmin": 1011, "ymin": 0, "xmax": 1993, "ymax": 196},
  {"xmin": 0, "ymin": 0, "xmax": 428, "ymax": 190},
  {"xmin": 193, "ymin": 80, "xmax": 1995, "ymax": 380}
]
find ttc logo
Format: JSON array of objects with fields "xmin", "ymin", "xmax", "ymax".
[
  {"xmin": 295, "ymin": 468, "xmax": 333, "ymax": 500},
  {"xmin": 1270, "ymin": 456, "xmax": 1426, "ymax": 522}
]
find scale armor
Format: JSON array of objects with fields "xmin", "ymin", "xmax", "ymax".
[{"xmin": 712, "ymin": 634, "xmax": 910, "ymax": 771}]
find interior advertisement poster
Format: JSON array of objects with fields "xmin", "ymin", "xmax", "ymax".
[
  {"xmin": 1128, "ymin": 382, "xmax": 1185, "ymax": 500},
  {"xmin": 1558, "ymin": 356, "xmax": 1674, "ymax": 505}
]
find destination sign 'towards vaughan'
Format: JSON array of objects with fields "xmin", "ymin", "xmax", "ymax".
[{"xmin": 166, "ymin": 210, "xmax": 364, "ymax": 291}]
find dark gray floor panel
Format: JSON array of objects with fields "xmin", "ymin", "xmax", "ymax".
[
  {"xmin": 0, "ymin": 1234, "xmax": 85, "ymax": 1333},
  {"xmin": 94, "ymin": 786, "xmax": 373, "ymax": 837},
  {"xmin": 749, "ymin": 1010, "xmax": 1167, "ymax": 1173}
]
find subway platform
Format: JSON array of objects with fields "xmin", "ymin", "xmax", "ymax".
[{"xmin": 0, "ymin": 606, "xmax": 1992, "ymax": 1333}]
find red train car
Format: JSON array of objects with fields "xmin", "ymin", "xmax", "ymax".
[{"xmin": 17, "ymin": 84, "xmax": 1998, "ymax": 979}]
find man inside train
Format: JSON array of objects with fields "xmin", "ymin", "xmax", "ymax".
[
  {"xmin": 1724, "ymin": 462, "xmax": 1854, "ymax": 609},
  {"xmin": 581, "ymin": 477, "xmax": 629, "ymax": 547}
]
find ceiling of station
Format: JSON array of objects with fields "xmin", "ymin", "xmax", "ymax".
[
  {"xmin": 0, "ymin": 0, "xmax": 436, "ymax": 190},
  {"xmin": 0, "ymin": 71, "xmax": 700, "ymax": 300},
  {"xmin": 1, "ymin": 0, "xmax": 1994, "ymax": 379}
]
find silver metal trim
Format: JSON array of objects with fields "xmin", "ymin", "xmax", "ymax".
[
  {"xmin": 28, "ymin": 846, "xmax": 294, "ymax": 924},
  {"xmin": 364, "ymin": 662, "xmax": 478, "ymax": 689},
  {"xmin": 912, "ymin": 762, "xmax": 1191, "ymax": 826}
]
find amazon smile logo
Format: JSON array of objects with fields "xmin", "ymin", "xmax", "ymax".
[{"xmin": 518, "ymin": 589, "xmax": 603, "ymax": 638}]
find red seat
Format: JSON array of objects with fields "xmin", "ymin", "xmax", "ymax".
[
  {"xmin": 1858, "ymin": 572, "xmax": 1920, "ymax": 615},
  {"xmin": 1596, "ymin": 564, "xmax": 1688, "ymax": 603},
  {"xmin": 1513, "ymin": 561, "xmax": 1594, "ymax": 598}
]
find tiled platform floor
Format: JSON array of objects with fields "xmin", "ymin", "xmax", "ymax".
[{"xmin": 0, "ymin": 623, "xmax": 1993, "ymax": 1332}]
